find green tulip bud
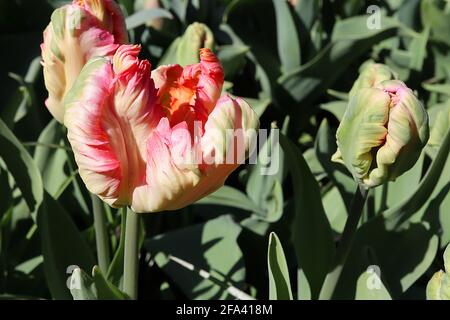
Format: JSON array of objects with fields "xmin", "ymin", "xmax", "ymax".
[
  {"xmin": 332, "ymin": 80, "xmax": 429, "ymax": 188},
  {"xmin": 349, "ymin": 61, "xmax": 396, "ymax": 99},
  {"xmin": 176, "ymin": 22, "xmax": 214, "ymax": 66},
  {"xmin": 427, "ymin": 245, "xmax": 450, "ymax": 300}
]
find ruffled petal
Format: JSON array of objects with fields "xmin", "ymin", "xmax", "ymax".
[
  {"xmin": 335, "ymin": 88, "xmax": 390, "ymax": 185},
  {"xmin": 132, "ymin": 118, "xmax": 202, "ymax": 213},
  {"xmin": 64, "ymin": 45, "xmax": 159, "ymax": 207},
  {"xmin": 151, "ymin": 48, "xmax": 224, "ymax": 129},
  {"xmin": 131, "ymin": 94, "xmax": 259, "ymax": 213},
  {"xmin": 368, "ymin": 80, "xmax": 429, "ymax": 186}
]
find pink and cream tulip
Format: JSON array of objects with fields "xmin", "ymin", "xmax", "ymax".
[
  {"xmin": 41, "ymin": 0, "xmax": 128, "ymax": 123},
  {"xmin": 64, "ymin": 45, "xmax": 259, "ymax": 213}
]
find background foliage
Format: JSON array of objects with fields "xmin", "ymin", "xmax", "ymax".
[{"xmin": 0, "ymin": 0, "xmax": 449, "ymax": 300}]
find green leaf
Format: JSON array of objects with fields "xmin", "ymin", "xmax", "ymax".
[
  {"xmin": 147, "ymin": 215, "xmax": 246, "ymax": 300},
  {"xmin": 0, "ymin": 167, "xmax": 13, "ymax": 217},
  {"xmin": 125, "ymin": 8, "xmax": 172, "ymax": 29},
  {"xmin": 294, "ymin": 0, "xmax": 319, "ymax": 30},
  {"xmin": 319, "ymin": 101, "xmax": 348, "ymax": 122},
  {"xmin": 1, "ymin": 57, "xmax": 41, "ymax": 130},
  {"xmin": 33, "ymin": 119, "xmax": 69, "ymax": 197},
  {"xmin": 383, "ymin": 128, "xmax": 450, "ymax": 228},
  {"xmin": 374, "ymin": 152, "xmax": 424, "ymax": 213},
  {"xmin": 196, "ymin": 185, "xmax": 263, "ymax": 214},
  {"xmin": 297, "ymin": 269, "xmax": 312, "ymax": 300},
  {"xmin": 37, "ymin": 191, "xmax": 95, "ymax": 299},
  {"xmin": 278, "ymin": 15, "xmax": 398, "ymax": 107},
  {"xmin": 334, "ymin": 219, "xmax": 438, "ymax": 299},
  {"xmin": 315, "ymin": 120, "xmax": 356, "ymax": 212},
  {"xmin": 421, "ymin": 0, "xmax": 450, "ymax": 46},
  {"xmin": 303, "ymin": 148, "xmax": 326, "ymax": 181},
  {"xmin": 408, "ymin": 27, "xmax": 429, "ymax": 71},
  {"xmin": 272, "ymin": 0, "xmax": 301, "ymax": 73},
  {"xmin": 243, "ymin": 97, "xmax": 271, "ymax": 118},
  {"xmin": 279, "ymin": 133, "xmax": 334, "ymax": 299},
  {"xmin": 268, "ymin": 232, "xmax": 293, "ymax": 300},
  {"xmin": 15, "ymin": 255, "xmax": 43, "ymax": 274},
  {"xmin": 218, "ymin": 45, "xmax": 249, "ymax": 80},
  {"xmin": 246, "ymin": 127, "xmax": 284, "ymax": 222},
  {"xmin": 422, "ymin": 83, "xmax": 450, "ymax": 97},
  {"xmin": 0, "ymin": 117, "xmax": 43, "ymax": 215},
  {"xmin": 420, "ymin": 137, "xmax": 450, "ymax": 248},
  {"xmin": 92, "ymin": 266, "xmax": 128, "ymax": 300},
  {"xmin": 322, "ymin": 187, "xmax": 347, "ymax": 234},
  {"xmin": 165, "ymin": 0, "xmax": 188, "ymax": 23}
]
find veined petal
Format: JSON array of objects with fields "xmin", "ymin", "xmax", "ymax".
[
  {"xmin": 132, "ymin": 95, "xmax": 259, "ymax": 213},
  {"xmin": 64, "ymin": 45, "xmax": 159, "ymax": 207},
  {"xmin": 368, "ymin": 80, "xmax": 429, "ymax": 186},
  {"xmin": 335, "ymin": 88, "xmax": 390, "ymax": 185},
  {"xmin": 132, "ymin": 118, "xmax": 203, "ymax": 213},
  {"xmin": 201, "ymin": 95, "xmax": 259, "ymax": 172}
]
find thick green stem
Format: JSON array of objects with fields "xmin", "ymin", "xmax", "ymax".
[
  {"xmin": 319, "ymin": 185, "xmax": 369, "ymax": 300},
  {"xmin": 91, "ymin": 194, "xmax": 111, "ymax": 273},
  {"xmin": 123, "ymin": 207, "xmax": 140, "ymax": 299}
]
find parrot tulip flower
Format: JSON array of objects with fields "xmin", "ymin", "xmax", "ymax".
[
  {"xmin": 64, "ymin": 45, "xmax": 259, "ymax": 213},
  {"xmin": 41, "ymin": 0, "xmax": 128, "ymax": 123},
  {"xmin": 332, "ymin": 80, "xmax": 429, "ymax": 188}
]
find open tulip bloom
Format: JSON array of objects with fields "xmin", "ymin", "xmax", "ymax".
[{"xmin": 64, "ymin": 45, "xmax": 259, "ymax": 213}]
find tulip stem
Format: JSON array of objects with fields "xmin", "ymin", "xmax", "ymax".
[
  {"xmin": 123, "ymin": 207, "xmax": 140, "ymax": 300},
  {"xmin": 91, "ymin": 194, "xmax": 111, "ymax": 274},
  {"xmin": 319, "ymin": 185, "xmax": 368, "ymax": 300}
]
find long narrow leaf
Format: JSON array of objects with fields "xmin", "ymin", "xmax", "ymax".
[{"xmin": 268, "ymin": 232, "xmax": 293, "ymax": 300}]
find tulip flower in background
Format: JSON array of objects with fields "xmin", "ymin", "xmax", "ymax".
[
  {"xmin": 175, "ymin": 22, "xmax": 214, "ymax": 66},
  {"xmin": 427, "ymin": 244, "xmax": 450, "ymax": 300},
  {"xmin": 41, "ymin": 0, "xmax": 128, "ymax": 123},
  {"xmin": 159, "ymin": 22, "xmax": 214, "ymax": 66},
  {"xmin": 332, "ymin": 80, "xmax": 429, "ymax": 188},
  {"xmin": 64, "ymin": 45, "xmax": 259, "ymax": 213}
]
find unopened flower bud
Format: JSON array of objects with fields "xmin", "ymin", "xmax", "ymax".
[{"xmin": 332, "ymin": 80, "xmax": 429, "ymax": 188}]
